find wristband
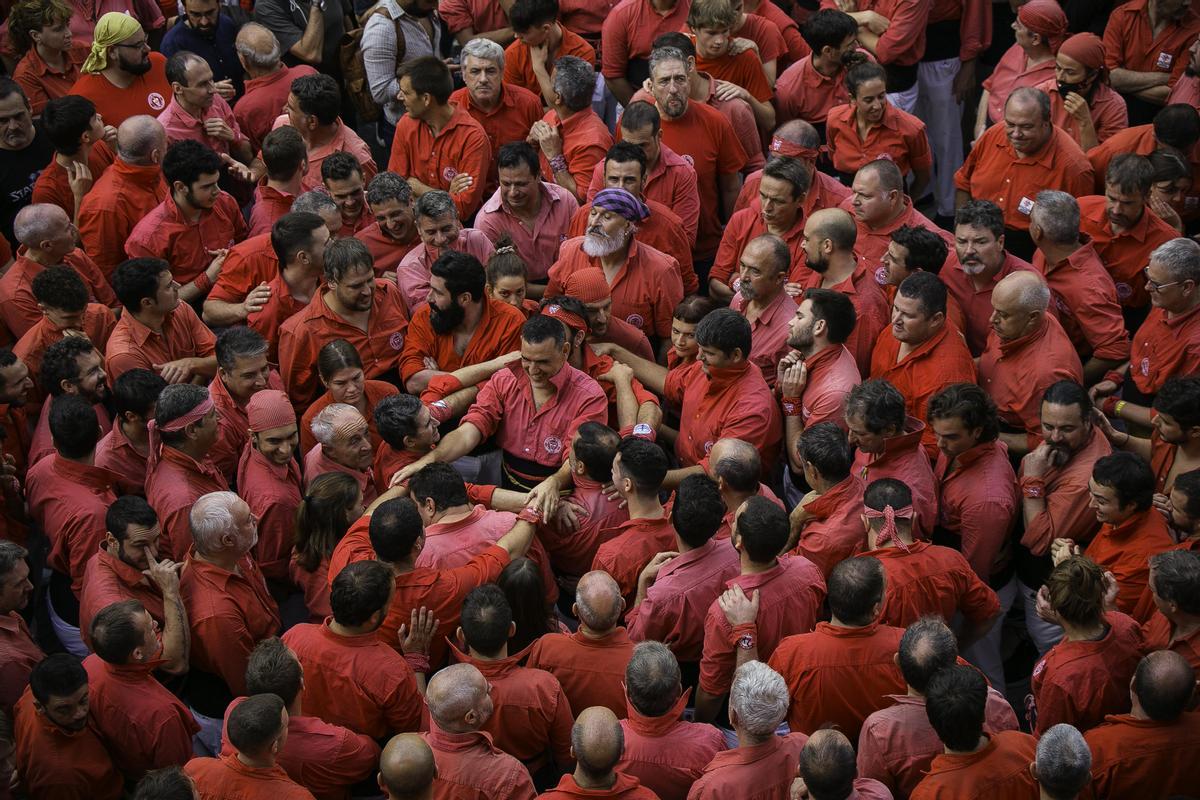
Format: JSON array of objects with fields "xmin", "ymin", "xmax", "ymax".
[
  {"xmin": 402, "ymin": 652, "xmax": 430, "ymax": 674},
  {"xmin": 517, "ymin": 506, "xmax": 543, "ymax": 524},
  {"xmin": 1020, "ymin": 476, "xmax": 1046, "ymax": 499},
  {"xmin": 1104, "ymin": 370, "xmax": 1125, "ymax": 387},
  {"xmin": 1102, "ymin": 395, "xmax": 1119, "ymax": 416},
  {"xmin": 549, "ymin": 154, "xmax": 569, "ymax": 174},
  {"xmin": 728, "ymin": 622, "xmax": 757, "ymax": 649},
  {"xmin": 781, "ymin": 397, "xmax": 804, "ymax": 418},
  {"xmin": 1114, "ymin": 400, "xmax": 1127, "ymax": 417},
  {"xmin": 193, "ymin": 271, "xmax": 213, "ymax": 295}
]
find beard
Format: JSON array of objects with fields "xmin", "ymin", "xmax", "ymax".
[
  {"xmin": 429, "ymin": 298, "xmax": 465, "ymax": 334},
  {"xmin": 805, "ymin": 251, "xmax": 830, "ymax": 274},
  {"xmin": 119, "ymin": 51, "xmax": 152, "ymax": 75},
  {"xmin": 582, "ymin": 227, "xmax": 627, "ymax": 258},
  {"xmin": 959, "ymin": 258, "xmax": 986, "ymax": 276}
]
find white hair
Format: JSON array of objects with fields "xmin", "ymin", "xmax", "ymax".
[
  {"xmin": 1150, "ymin": 236, "xmax": 1200, "ymax": 284},
  {"xmin": 310, "ymin": 402, "xmax": 357, "ymax": 447},
  {"xmin": 730, "ymin": 661, "xmax": 789, "ymax": 736},
  {"xmin": 1031, "ymin": 190, "xmax": 1079, "ymax": 245},
  {"xmin": 1035, "ymin": 724, "xmax": 1092, "ymax": 800},
  {"xmin": 461, "ymin": 38, "xmax": 504, "ymax": 69},
  {"xmin": 189, "ymin": 491, "xmax": 242, "ymax": 555}
]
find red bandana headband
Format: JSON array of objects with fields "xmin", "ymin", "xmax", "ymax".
[{"xmin": 864, "ymin": 503, "xmax": 914, "ymax": 552}]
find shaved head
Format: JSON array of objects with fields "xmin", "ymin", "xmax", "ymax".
[
  {"xmin": 426, "ymin": 663, "xmax": 491, "ymax": 732},
  {"xmin": 572, "ymin": 706, "xmax": 624, "ymax": 778},
  {"xmin": 1133, "ymin": 650, "xmax": 1197, "ymax": 721},
  {"xmin": 807, "ymin": 208, "xmax": 858, "ymax": 252},
  {"xmin": 800, "ymin": 730, "xmax": 857, "ymax": 800},
  {"xmin": 116, "ymin": 115, "xmax": 166, "ymax": 164},
  {"xmin": 13, "ymin": 203, "xmax": 67, "ymax": 246},
  {"xmin": 710, "ymin": 437, "xmax": 760, "ymax": 494},
  {"xmin": 235, "ymin": 22, "xmax": 282, "ymax": 68},
  {"xmin": 574, "ymin": 571, "xmax": 623, "ymax": 631},
  {"xmin": 378, "ymin": 733, "xmax": 436, "ymax": 798},
  {"xmin": 994, "ymin": 270, "xmax": 1050, "ymax": 313}
]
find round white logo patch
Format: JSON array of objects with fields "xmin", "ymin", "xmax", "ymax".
[
  {"xmin": 626, "ymin": 313, "xmax": 645, "ymax": 329},
  {"xmin": 147, "ymin": 92, "xmax": 166, "ymax": 111},
  {"xmin": 543, "ymin": 436, "xmax": 562, "ymax": 454},
  {"xmin": 388, "ymin": 332, "xmax": 405, "ymax": 350}
]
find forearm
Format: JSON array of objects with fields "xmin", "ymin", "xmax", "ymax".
[
  {"xmin": 783, "ymin": 415, "xmax": 804, "ymax": 474},
  {"xmin": 497, "ymin": 518, "xmax": 537, "ymax": 558},
  {"xmin": 999, "ymin": 431, "xmax": 1031, "ymax": 457},
  {"xmin": 548, "ymin": 160, "xmax": 578, "ymax": 197},
  {"xmin": 974, "ymin": 91, "xmax": 988, "ymax": 136},
  {"xmin": 1112, "ymin": 399, "xmax": 1154, "ymax": 430},
  {"xmin": 201, "ymin": 298, "xmax": 249, "ymax": 326},
  {"xmin": 158, "ymin": 591, "xmax": 189, "ymax": 674},
  {"xmin": 405, "ymin": 369, "xmax": 441, "ymax": 393},
  {"xmin": 1082, "ymin": 356, "xmax": 1122, "ymax": 386},
  {"xmin": 662, "ymin": 464, "xmax": 704, "ymax": 491},
  {"xmin": 1109, "ymin": 68, "xmax": 1169, "ymax": 94},
  {"xmin": 1075, "ymin": 114, "xmax": 1099, "ymax": 152},
  {"xmin": 488, "ymin": 488, "xmax": 530, "ymax": 511},
  {"xmin": 435, "ymin": 385, "xmax": 482, "ymax": 418},
  {"xmin": 693, "ymin": 687, "xmax": 724, "ymax": 723},
  {"xmin": 718, "ymin": 174, "xmax": 742, "ymax": 222},
  {"xmin": 1134, "ymin": 84, "xmax": 1171, "ymax": 104},
  {"xmin": 607, "ymin": 345, "xmax": 668, "ymax": 394},
  {"xmin": 747, "ymin": 96, "xmax": 776, "ymax": 132},
  {"xmin": 856, "ymin": 28, "xmax": 880, "ymax": 55},
  {"xmin": 910, "ymin": 167, "xmax": 931, "ymax": 201},
  {"xmin": 611, "ymin": 381, "xmax": 639, "ymax": 432},
  {"xmin": 429, "ymin": 424, "xmax": 483, "ymax": 464},
  {"xmin": 409, "ymin": 177, "xmax": 436, "ymax": 196},
  {"xmin": 533, "ymin": 64, "xmax": 556, "ymax": 109},
  {"xmin": 635, "ymin": 401, "xmax": 662, "ymax": 430},
  {"xmin": 608, "ymin": 76, "xmax": 635, "ymax": 106},
  {"xmin": 178, "ymin": 278, "xmax": 212, "ymax": 304},
  {"xmin": 291, "ymin": 11, "xmax": 325, "ymax": 64}
]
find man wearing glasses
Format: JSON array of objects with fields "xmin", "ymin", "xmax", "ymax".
[
  {"xmin": 69, "ymin": 12, "xmax": 173, "ymax": 127},
  {"xmin": 161, "ymin": 0, "xmax": 245, "ymax": 100}
]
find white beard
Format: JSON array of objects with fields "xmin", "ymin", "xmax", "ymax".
[{"xmin": 582, "ymin": 227, "xmax": 628, "ymax": 258}]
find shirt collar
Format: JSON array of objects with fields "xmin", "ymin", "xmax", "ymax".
[
  {"xmin": 730, "ymin": 560, "xmax": 785, "ymax": 591},
  {"xmin": 802, "ymin": 475, "xmax": 863, "ymax": 520},
  {"xmin": 99, "ymin": 546, "xmax": 150, "ymax": 589},
  {"xmin": 48, "ymin": 454, "xmax": 118, "ymax": 491},
  {"xmin": 624, "ymin": 688, "xmax": 691, "ymax": 736}
]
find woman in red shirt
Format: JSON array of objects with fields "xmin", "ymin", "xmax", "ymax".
[
  {"xmin": 8, "ymin": 0, "xmax": 84, "ymax": 115},
  {"xmin": 299, "ymin": 338, "xmax": 401, "ymax": 456},
  {"xmin": 289, "ymin": 472, "xmax": 364, "ymax": 621}
]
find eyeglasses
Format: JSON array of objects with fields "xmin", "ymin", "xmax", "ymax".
[
  {"xmin": 115, "ymin": 39, "xmax": 150, "ymax": 50},
  {"xmin": 1144, "ymin": 266, "xmax": 1184, "ymax": 292}
]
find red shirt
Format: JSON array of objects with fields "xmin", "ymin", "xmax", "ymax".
[
  {"xmin": 592, "ymin": 515, "xmax": 678, "ymax": 608},
  {"xmin": 734, "ymin": 11, "xmax": 789, "ymax": 68},
  {"xmin": 277, "ymin": 281, "xmax": 409, "ymax": 404},
  {"xmin": 301, "ymin": 380, "xmax": 400, "ymax": 457},
  {"xmin": 793, "ymin": 475, "xmax": 866, "ymax": 578},
  {"xmin": 78, "ymin": 547, "xmax": 165, "ymax": 648},
  {"xmin": 600, "ymin": 0, "xmax": 692, "ymax": 78},
  {"xmin": 910, "ymin": 730, "xmax": 1038, "ymax": 800},
  {"xmin": 748, "ymin": 0, "xmax": 810, "ymax": 63},
  {"xmin": 776, "ymin": 56, "xmax": 849, "ymax": 126},
  {"xmin": 587, "ymin": 143, "xmax": 701, "ymax": 245},
  {"xmin": 547, "ymin": 238, "xmax": 684, "ymax": 339},
  {"xmin": 238, "ymin": 446, "xmax": 304, "ymax": 582},
  {"xmin": 1040, "ymin": 78, "xmax": 1128, "ymax": 147},
  {"xmin": 711, "ymin": 207, "xmax": 807, "ymax": 289},
  {"xmin": 526, "ymin": 627, "xmax": 636, "ymax": 717},
  {"xmin": 865, "ymin": 541, "xmax": 1000, "ymax": 628},
  {"xmin": 355, "ymin": 222, "xmax": 420, "ymax": 277},
  {"xmin": 281, "ymin": 621, "xmax": 423, "ymax": 739},
  {"xmin": 181, "ymin": 554, "xmax": 280, "ymax": 697},
  {"xmin": 1083, "ymin": 508, "xmax": 1174, "ymax": 620},
  {"xmin": 269, "ymin": 115, "xmax": 377, "ymax": 194},
  {"xmin": 567, "ymin": 199, "xmax": 697, "ymax": 293},
  {"xmin": 1142, "ymin": 609, "xmax": 1200, "ymax": 673},
  {"xmin": 399, "ymin": 296, "xmax": 524, "ymax": 384},
  {"xmin": 32, "ymin": 143, "xmax": 114, "ymax": 218},
  {"xmin": 144, "ymin": 446, "xmax": 229, "ymax": 560},
  {"xmin": 82, "ymin": 654, "xmax": 199, "ymax": 780},
  {"xmin": 422, "ymin": 727, "xmax": 536, "ymax": 800},
  {"xmin": 1079, "ymin": 195, "xmax": 1179, "ymax": 310},
  {"xmin": 942, "ymin": 251, "xmax": 1036, "ymax": 356},
  {"xmin": 0, "ymin": 250, "xmax": 116, "ymax": 340},
  {"xmin": 104, "ymin": 302, "xmax": 218, "ymax": 382},
  {"xmin": 208, "ymin": 232, "xmax": 279, "ymax": 305},
  {"xmin": 539, "ymin": 476, "xmax": 630, "ymax": 578},
  {"xmin": 935, "ymin": 440, "xmax": 1019, "ymax": 579},
  {"xmin": 694, "ymin": 48, "xmax": 773, "ymax": 103},
  {"xmin": 248, "ymin": 182, "xmax": 296, "ymax": 238},
  {"xmin": 395, "ymin": 228, "xmax": 495, "ymax": 315},
  {"xmin": 290, "ymin": 555, "xmax": 331, "ymax": 623},
  {"xmin": 27, "ymin": 396, "xmax": 110, "ymax": 469},
  {"xmin": 1104, "ymin": 0, "xmax": 1200, "ymax": 83},
  {"xmin": 1085, "ymin": 712, "xmax": 1200, "ymax": 800},
  {"xmin": 981, "ymin": 45, "xmax": 1056, "ymax": 125},
  {"xmin": 618, "ymin": 692, "xmax": 727, "ymax": 800},
  {"xmin": 851, "ymin": 418, "xmax": 938, "ymax": 539},
  {"xmin": 12, "ymin": 46, "xmax": 85, "ymax": 115},
  {"xmin": 955, "ymin": 124, "xmax": 1095, "ymax": 232},
  {"xmin": 689, "ymin": 733, "xmax": 808, "ymax": 800},
  {"xmin": 449, "ymin": 83, "xmax": 545, "ymax": 198},
  {"xmin": 125, "ymin": 190, "xmax": 247, "ymax": 285},
  {"xmin": 769, "ymin": 622, "xmax": 905, "ymax": 741},
  {"xmin": 303, "ymin": 445, "xmax": 377, "ymax": 506},
  {"xmin": 1032, "ymin": 239, "xmax": 1132, "ymax": 362},
  {"xmin": 699, "ymin": 556, "xmax": 826, "ymax": 696},
  {"xmin": 792, "ymin": 344, "xmax": 861, "ymax": 431},
  {"xmin": 820, "ymin": 0, "xmax": 930, "ymax": 65},
  {"xmin": 870, "ymin": 322, "xmax": 976, "ymax": 461},
  {"xmin": 796, "ymin": 258, "xmax": 891, "ymax": 374},
  {"xmin": 0, "ymin": 613, "xmax": 44, "ymax": 715},
  {"xmin": 219, "ymin": 699, "xmax": 379, "ymax": 800},
  {"xmin": 1017, "ymin": 425, "xmax": 1111, "ymax": 557},
  {"xmin": 235, "ymin": 64, "xmax": 317, "ymax": 152},
  {"xmin": 476, "ymin": 182, "xmax": 579, "ymax": 280},
  {"xmin": 184, "ymin": 753, "xmax": 314, "ymax": 800},
  {"xmin": 664, "ymin": 360, "xmax": 781, "ymax": 471},
  {"xmin": 93, "ymin": 420, "xmax": 149, "ymax": 497},
  {"xmin": 25, "ymin": 455, "xmax": 117, "ymax": 594},
  {"xmin": 13, "ymin": 303, "xmax": 115, "ymax": 408},
  {"xmin": 77, "ymin": 158, "xmax": 168, "ymax": 280},
  {"xmin": 857, "ymin": 689, "xmax": 1019, "ymax": 799},
  {"xmin": 13, "ymin": 689, "xmax": 123, "ymax": 800},
  {"xmin": 827, "ymin": 103, "xmax": 933, "ymax": 177},
  {"xmin": 978, "ymin": 315, "xmax": 1084, "ymax": 440},
  {"xmin": 626, "ymin": 537, "xmax": 741, "ymax": 663},
  {"xmin": 68, "ymin": 52, "xmax": 172, "ymax": 127},
  {"xmin": 1131, "ymin": 302, "xmax": 1200, "ymax": 396},
  {"xmin": 504, "ymin": 28, "xmax": 595, "ymax": 98},
  {"xmin": 387, "ymin": 104, "xmax": 491, "ymax": 220},
  {"xmin": 209, "ymin": 370, "xmax": 286, "ymax": 482},
  {"xmin": 247, "ymin": 271, "xmax": 314, "ymax": 362},
  {"xmin": 840, "ymin": 195, "xmax": 953, "ymax": 272},
  {"xmin": 736, "ymin": 165, "xmax": 852, "ymax": 218},
  {"xmin": 448, "ymin": 645, "xmax": 574, "ymax": 772}
]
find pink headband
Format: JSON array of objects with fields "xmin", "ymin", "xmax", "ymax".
[
  {"xmin": 147, "ymin": 392, "xmax": 214, "ymax": 469},
  {"xmin": 864, "ymin": 503, "xmax": 914, "ymax": 552}
]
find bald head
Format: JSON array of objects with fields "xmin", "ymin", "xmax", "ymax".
[
  {"xmin": 799, "ymin": 730, "xmax": 857, "ymax": 800},
  {"xmin": 235, "ymin": 22, "xmax": 282, "ymax": 69},
  {"xmin": 574, "ymin": 571, "xmax": 623, "ymax": 631},
  {"xmin": 771, "ymin": 120, "xmax": 820, "ymax": 151},
  {"xmin": 807, "ymin": 208, "xmax": 858, "ymax": 253},
  {"xmin": 1133, "ymin": 650, "xmax": 1196, "ymax": 722},
  {"xmin": 995, "ymin": 271, "xmax": 1050, "ymax": 313},
  {"xmin": 426, "ymin": 664, "xmax": 491, "ymax": 732},
  {"xmin": 12, "ymin": 203, "xmax": 68, "ymax": 247},
  {"xmin": 116, "ymin": 116, "xmax": 166, "ymax": 164},
  {"xmin": 710, "ymin": 438, "xmax": 761, "ymax": 494},
  {"xmin": 378, "ymin": 734, "xmax": 437, "ymax": 799},
  {"xmin": 572, "ymin": 707, "xmax": 624, "ymax": 779}
]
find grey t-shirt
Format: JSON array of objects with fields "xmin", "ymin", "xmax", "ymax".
[{"xmin": 254, "ymin": 0, "xmax": 347, "ymax": 75}]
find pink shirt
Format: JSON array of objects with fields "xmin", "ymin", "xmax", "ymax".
[
  {"xmin": 587, "ymin": 143, "xmax": 701, "ymax": 245},
  {"xmin": 851, "ymin": 418, "xmax": 938, "ymax": 539},
  {"xmin": 935, "ymin": 440, "xmax": 1019, "ymax": 580},
  {"xmin": 730, "ymin": 289, "xmax": 799, "ymax": 391},
  {"xmin": 416, "ymin": 505, "xmax": 515, "ymax": 569},
  {"xmin": 474, "ymin": 182, "xmax": 579, "ymax": 280},
  {"xmin": 394, "ymin": 228, "xmax": 495, "ymax": 315},
  {"xmin": 795, "ymin": 344, "xmax": 861, "ymax": 429},
  {"xmin": 626, "ymin": 537, "xmax": 741, "ymax": 663},
  {"xmin": 156, "ymin": 96, "xmax": 245, "ymax": 155},
  {"xmin": 618, "ymin": 694, "xmax": 727, "ymax": 800},
  {"xmin": 303, "ymin": 445, "xmax": 377, "ymax": 506},
  {"xmin": 982, "ymin": 45, "xmax": 1057, "ymax": 125},
  {"xmin": 538, "ymin": 476, "xmax": 629, "ymax": 578},
  {"xmin": 689, "ymin": 733, "xmax": 809, "ymax": 800},
  {"xmin": 271, "ymin": 115, "xmax": 378, "ymax": 192}
]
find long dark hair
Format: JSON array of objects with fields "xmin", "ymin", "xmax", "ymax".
[
  {"xmin": 498, "ymin": 558, "xmax": 558, "ymax": 653},
  {"xmin": 293, "ymin": 472, "xmax": 361, "ymax": 572}
]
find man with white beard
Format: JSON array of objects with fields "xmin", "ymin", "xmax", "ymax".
[
  {"xmin": 941, "ymin": 200, "xmax": 1038, "ymax": 357},
  {"xmin": 546, "ymin": 187, "xmax": 684, "ymax": 355}
]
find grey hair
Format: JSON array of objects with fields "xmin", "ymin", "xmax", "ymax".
[
  {"xmin": 1150, "ymin": 237, "xmax": 1200, "ymax": 284},
  {"xmin": 12, "ymin": 204, "xmax": 65, "ymax": 246},
  {"xmin": 366, "ymin": 171, "xmax": 413, "ymax": 207},
  {"xmin": 1035, "ymin": 724, "xmax": 1092, "ymax": 800},
  {"xmin": 310, "ymin": 402, "xmax": 357, "ymax": 447},
  {"xmin": 234, "ymin": 23, "xmax": 282, "ymax": 68},
  {"xmin": 625, "ymin": 642, "xmax": 681, "ymax": 717},
  {"xmin": 649, "ymin": 46, "xmax": 688, "ymax": 78},
  {"xmin": 1016, "ymin": 275, "xmax": 1051, "ymax": 311},
  {"xmin": 189, "ymin": 491, "xmax": 242, "ymax": 555},
  {"xmin": 415, "ymin": 190, "xmax": 457, "ymax": 222},
  {"xmin": 291, "ymin": 189, "xmax": 338, "ymax": 216},
  {"xmin": 461, "ymin": 37, "xmax": 504, "ymax": 69},
  {"xmin": 552, "ymin": 55, "xmax": 596, "ymax": 112},
  {"xmin": 116, "ymin": 115, "xmax": 165, "ymax": 164},
  {"xmin": 1031, "ymin": 190, "xmax": 1080, "ymax": 245},
  {"xmin": 0, "ymin": 541, "xmax": 28, "ymax": 578},
  {"xmin": 729, "ymin": 661, "xmax": 789, "ymax": 736},
  {"xmin": 1007, "ymin": 86, "xmax": 1051, "ymax": 123}
]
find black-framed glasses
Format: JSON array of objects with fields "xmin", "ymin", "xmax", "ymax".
[{"xmin": 1144, "ymin": 267, "xmax": 1183, "ymax": 293}]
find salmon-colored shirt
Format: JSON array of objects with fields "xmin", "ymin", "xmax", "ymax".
[
  {"xmin": 476, "ymin": 182, "xmax": 579, "ymax": 280},
  {"xmin": 793, "ymin": 474, "xmax": 866, "ymax": 578},
  {"xmin": 355, "ymin": 221, "xmax": 420, "ymax": 278},
  {"xmin": 699, "ymin": 556, "xmax": 826, "ymax": 696},
  {"xmin": 13, "ymin": 688, "xmax": 123, "ymax": 800},
  {"xmin": 302, "ymin": 380, "xmax": 399, "ymax": 459},
  {"xmin": 600, "ymin": 0, "xmax": 692, "ymax": 78},
  {"xmin": 851, "ymin": 418, "xmax": 938, "ymax": 538},
  {"xmin": 864, "ymin": 541, "xmax": 1000, "ymax": 629},
  {"xmin": 1082, "ymin": 508, "xmax": 1174, "ymax": 620},
  {"xmin": 78, "ymin": 546, "xmax": 165, "ymax": 649},
  {"xmin": 618, "ymin": 692, "xmax": 727, "ymax": 800},
  {"xmin": 394, "ymin": 228, "xmax": 495, "ymax": 315},
  {"xmin": 981, "ymin": 45, "xmax": 1056, "ymax": 125},
  {"xmin": 591, "ymin": 515, "xmax": 678, "ymax": 608},
  {"xmin": 776, "ymin": 55, "xmax": 849, "ymax": 126},
  {"xmin": 416, "ymin": 505, "xmax": 516, "ymax": 570},
  {"xmin": 450, "ymin": 83, "xmax": 548, "ymax": 199},
  {"xmin": 526, "ymin": 627, "xmax": 636, "ymax": 717},
  {"xmin": 68, "ymin": 52, "xmax": 172, "ymax": 127},
  {"xmin": 730, "ymin": 289, "xmax": 799, "ymax": 391},
  {"xmin": 32, "ymin": 142, "xmax": 115, "ymax": 219},
  {"xmin": 125, "ymin": 190, "xmax": 247, "ymax": 286},
  {"xmin": 12, "ymin": 46, "xmax": 85, "ymax": 115},
  {"xmin": 184, "ymin": 753, "xmax": 314, "ymax": 800},
  {"xmin": 0, "ymin": 250, "xmax": 116, "ymax": 340},
  {"xmin": 156, "ymin": 94, "xmax": 245, "ymax": 155},
  {"xmin": 1130, "ymin": 302, "xmax": 1200, "ymax": 396},
  {"xmin": 303, "ymin": 444, "xmax": 377, "ymax": 506},
  {"xmin": 271, "ymin": 115, "xmax": 377, "ymax": 193},
  {"xmin": 664, "ymin": 359, "xmax": 781, "ymax": 471},
  {"xmin": 387, "ymin": 104, "xmax": 491, "ymax": 220},
  {"xmin": 144, "ymin": 446, "xmax": 229, "ymax": 560},
  {"xmin": 711, "ymin": 207, "xmax": 807, "ymax": 289},
  {"xmin": 539, "ymin": 475, "xmax": 629, "ymax": 578},
  {"xmin": 941, "ymin": 250, "xmax": 1036, "ymax": 357},
  {"xmin": 76, "ymin": 160, "xmax": 167, "ymax": 280},
  {"xmin": 399, "ymin": 296, "xmax": 524, "ymax": 384},
  {"xmin": 1078, "ymin": 195, "xmax": 1179, "ymax": 310},
  {"xmin": 26, "ymin": 454, "xmax": 117, "ymax": 594},
  {"xmin": 27, "ymin": 395, "xmax": 110, "ymax": 469},
  {"xmin": 247, "ymin": 182, "xmax": 296, "ymax": 238},
  {"xmin": 93, "ymin": 420, "xmax": 149, "ymax": 496},
  {"xmin": 910, "ymin": 730, "xmax": 1038, "ymax": 800},
  {"xmin": 827, "ymin": 103, "xmax": 933, "ymax": 177},
  {"xmin": 788, "ymin": 342, "xmax": 859, "ymax": 435},
  {"xmin": 208, "ymin": 370, "xmax": 286, "ymax": 483},
  {"xmin": 1103, "ymin": 0, "xmax": 1200, "ymax": 84},
  {"xmin": 978, "ymin": 315, "xmax": 1084, "ymax": 440},
  {"xmin": 235, "ymin": 65, "xmax": 317, "ymax": 152},
  {"xmin": 934, "ymin": 440, "xmax": 1018, "ymax": 580},
  {"xmin": 238, "ymin": 445, "xmax": 303, "ymax": 582},
  {"xmin": 0, "ymin": 613, "xmax": 44, "ymax": 716},
  {"xmin": 1039, "ymin": 78, "xmax": 1128, "ymax": 148},
  {"xmin": 688, "ymin": 733, "xmax": 809, "ymax": 800},
  {"xmin": 587, "ymin": 143, "xmax": 701, "ymax": 245},
  {"xmin": 422, "ymin": 726, "xmax": 537, "ymax": 800},
  {"xmin": 1085, "ymin": 712, "xmax": 1200, "ymax": 800},
  {"xmin": 955, "ymin": 123, "xmax": 1094, "ymax": 232},
  {"xmin": 543, "ymin": 109, "xmax": 616, "ymax": 206},
  {"xmin": 104, "ymin": 301, "xmax": 217, "ymax": 381},
  {"xmin": 1016, "ymin": 424, "xmax": 1110, "ymax": 557}
]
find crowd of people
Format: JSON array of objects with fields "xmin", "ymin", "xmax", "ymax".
[{"xmin": 0, "ymin": 0, "xmax": 1198, "ymax": 796}]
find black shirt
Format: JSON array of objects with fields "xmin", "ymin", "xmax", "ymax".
[{"xmin": 0, "ymin": 126, "xmax": 53, "ymax": 250}]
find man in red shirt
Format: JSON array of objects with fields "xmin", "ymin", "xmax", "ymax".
[
  {"xmin": 280, "ymin": 74, "xmax": 377, "ymax": 193},
  {"xmin": 68, "ymin": 14, "xmax": 172, "ymax": 127},
  {"xmin": 422, "ymin": 663, "xmax": 537, "ymax": 800},
  {"xmin": 85, "ymin": 597, "xmax": 197, "ymax": 780},
  {"xmin": 184, "ymin": 693, "xmax": 312, "ymax": 799},
  {"xmin": 125, "ymin": 139, "xmax": 247, "ymax": 300},
  {"xmin": 954, "ymin": 87, "xmax": 1094, "ymax": 260},
  {"xmin": 77, "ymin": 114, "xmax": 168, "ymax": 281},
  {"xmin": 600, "ymin": 0, "xmax": 690, "ymax": 105},
  {"xmin": 790, "ymin": 423, "xmax": 866, "ymax": 577},
  {"xmin": 769, "ymin": 556, "xmax": 905, "ymax": 741},
  {"xmin": 395, "ymin": 190, "xmax": 496, "ymax": 315},
  {"xmin": 13, "ymin": 654, "xmax": 123, "ymax": 800},
  {"xmin": 0, "ymin": 542, "xmax": 43, "ymax": 716},
  {"xmin": 29, "ymin": 336, "xmax": 112, "ymax": 469},
  {"xmin": 1143, "ymin": 549, "xmax": 1200, "ymax": 673},
  {"xmin": 504, "ymin": 0, "xmax": 595, "ymax": 105},
  {"xmin": 400, "ymin": 251, "xmax": 525, "ymax": 393},
  {"xmin": 857, "ymin": 618, "xmax": 1019, "ymax": 799},
  {"xmin": 232, "ymin": 23, "xmax": 317, "ymax": 153},
  {"xmin": 33, "ymin": 94, "xmax": 113, "ymax": 221},
  {"xmin": 1104, "ymin": 0, "xmax": 1200, "ymax": 123},
  {"xmin": 627, "ymin": 473, "xmax": 739, "ymax": 663},
  {"xmin": 541, "ymin": 706, "xmax": 659, "ymax": 800},
  {"xmin": 94, "ymin": 368, "xmax": 165, "ymax": 496},
  {"xmin": 696, "ymin": 496, "xmax": 826, "ymax": 721},
  {"xmin": 282, "ymin": 560, "xmax": 427, "ymax": 739},
  {"xmin": 1029, "ymin": 190, "xmax": 1131, "ymax": 384},
  {"xmin": 843, "ymin": 158, "xmax": 951, "ymax": 270},
  {"xmin": 707, "ymin": 438, "xmax": 783, "ymax": 541},
  {"xmin": 452, "ymin": 584, "xmax": 574, "ymax": 773},
  {"xmin": 686, "ymin": 0, "xmax": 775, "ymax": 133},
  {"xmin": 776, "ymin": 9, "xmax": 858, "ymax": 129},
  {"xmin": 911, "ymin": 665, "xmax": 1040, "ymax": 799},
  {"xmin": 559, "ymin": 268, "xmax": 657, "ymax": 363},
  {"xmin": 529, "ymin": 57, "xmax": 612, "ymax": 202},
  {"xmin": 304, "ymin": 404, "xmax": 376, "ymax": 504},
  {"xmin": 527, "ymin": 570, "xmax": 636, "ymax": 717},
  {"xmin": 78, "ymin": 496, "xmax": 165, "ymax": 645},
  {"xmin": 618, "ymin": 640, "xmax": 727, "ymax": 800},
  {"xmin": 691, "ymin": 660, "xmax": 808, "ymax": 800},
  {"xmin": 388, "ymin": 56, "xmax": 490, "ymax": 221},
  {"xmin": 870, "ymin": 272, "xmax": 976, "ymax": 461},
  {"xmin": 278, "ymin": 237, "xmax": 410, "ymax": 405},
  {"xmin": 358, "ymin": 172, "xmax": 419, "ymax": 279},
  {"xmin": 1085, "ymin": 650, "xmax": 1200, "ymax": 799},
  {"xmin": 207, "ymin": 326, "xmax": 284, "ymax": 483},
  {"xmin": 321, "ymin": 151, "xmax": 371, "ymax": 238}
]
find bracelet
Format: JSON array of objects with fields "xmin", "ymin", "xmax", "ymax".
[
  {"xmin": 1114, "ymin": 400, "xmax": 1127, "ymax": 417},
  {"xmin": 1102, "ymin": 395, "xmax": 1119, "ymax": 417},
  {"xmin": 517, "ymin": 506, "xmax": 543, "ymax": 524},
  {"xmin": 193, "ymin": 272, "xmax": 213, "ymax": 295},
  {"xmin": 781, "ymin": 397, "xmax": 804, "ymax": 417},
  {"xmin": 402, "ymin": 652, "xmax": 430, "ymax": 674},
  {"xmin": 1104, "ymin": 370, "xmax": 1125, "ymax": 387},
  {"xmin": 727, "ymin": 622, "xmax": 757, "ymax": 648},
  {"xmin": 548, "ymin": 154, "xmax": 569, "ymax": 174}
]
